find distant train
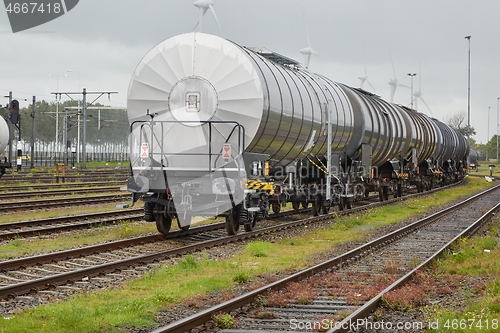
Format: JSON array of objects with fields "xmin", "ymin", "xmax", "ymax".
[
  {"xmin": 126, "ymin": 32, "xmax": 469, "ymax": 235},
  {"xmin": 0, "ymin": 116, "xmax": 10, "ymax": 177},
  {"xmin": 468, "ymin": 149, "xmax": 479, "ymax": 170}
]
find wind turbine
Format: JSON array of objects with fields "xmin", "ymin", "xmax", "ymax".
[
  {"xmin": 388, "ymin": 51, "xmax": 410, "ymax": 103},
  {"xmin": 299, "ymin": 19, "xmax": 319, "ymax": 69},
  {"xmin": 193, "ymin": 0, "xmax": 223, "ymax": 35},
  {"xmin": 413, "ymin": 65, "xmax": 432, "ymax": 115},
  {"xmin": 358, "ymin": 46, "xmax": 376, "ymax": 91},
  {"xmin": 358, "ymin": 68, "xmax": 376, "ymax": 91}
]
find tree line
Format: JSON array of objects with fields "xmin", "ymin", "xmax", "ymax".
[{"xmin": 0, "ymin": 99, "xmax": 129, "ymax": 149}]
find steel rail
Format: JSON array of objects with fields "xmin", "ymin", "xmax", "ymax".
[
  {"xmin": 0, "ymin": 206, "xmax": 309, "ymax": 272},
  {"xmin": 150, "ymin": 183, "xmax": 500, "ymax": 333},
  {"xmin": 329, "ymin": 199, "xmax": 500, "ymax": 332},
  {"xmin": 0, "ymin": 181, "xmax": 125, "ymax": 192},
  {"xmin": 0, "ymin": 209, "xmax": 144, "ymax": 240},
  {"xmin": 0, "ymin": 180, "xmax": 468, "ymax": 301},
  {"xmin": 0, "ymin": 193, "xmax": 129, "ymax": 212},
  {"xmin": 1, "ymin": 186, "xmax": 122, "ymax": 199}
]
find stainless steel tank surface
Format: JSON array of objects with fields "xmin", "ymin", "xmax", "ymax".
[
  {"xmin": 127, "ymin": 32, "xmax": 355, "ymax": 170},
  {"xmin": 127, "ymin": 32, "xmax": 466, "ymax": 173}
]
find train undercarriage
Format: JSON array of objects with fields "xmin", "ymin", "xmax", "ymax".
[{"xmin": 130, "ymin": 149, "xmax": 467, "ymax": 237}]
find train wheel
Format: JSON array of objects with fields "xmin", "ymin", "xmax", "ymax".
[
  {"xmin": 292, "ymin": 201, "xmax": 300, "ymax": 210},
  {"xmin": 301, "ymin": 201, "xmax": 309, "ymax": 209},
  {"xmin": 321, "ymin": 205, "xmax": 329, "ymax": 214},
  {"xmin": 379, "ymin": 187, "xmax": 389, "ymax": 201},
  {"xmin": 338, "ymin": 198, "xmax": 345, "ymax": 211},
  {"xmin": 225, "ymin": 208, "xmax": 240, "ymax": 235},
  {"xmin": 346, "ymin": 199, "xmax": 352, "ymax": 209},
  {"xmin": 312, "ymin": 200, "xmax": 319, "ymax": 216},
  {"xmin": 378, "ymin": 188, "xmax": 384, "ymax": 201},
  {"xmin": 155, "ymin": 205, "xmax": 172, "ymax": 234},
  {"xmin": 177, "ymin": 215, "xmax": 191, "ymax": 231},
  {"xmin": 244, "ymin": 212, "xmax": 257, "ymax": 232},
  {"xmin": 144, "ymin": 202, "xmax": 155, "ymax": 222},
  {"xmin": 271, "ymin": 203, "xmax": 281, "ymax": 214}
]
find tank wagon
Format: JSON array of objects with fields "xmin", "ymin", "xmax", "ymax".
[
  {"xmin": 0, "ymin": 116, "xmax": 10, "ymax": 178},
  {"xmin": 468, "ymin": 149, "xmax": 479, "ymax": 170},
  {"xmin": 126, "ymin": 32, "xmax": 469, "ymax": 235}
]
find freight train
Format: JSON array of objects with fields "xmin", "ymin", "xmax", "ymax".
[
  {"xmin": 126, "ymin": 32, "xmax": 469, "ymax": 236},
  {"xmin": 0, "ymin": 116, "xmax": 10, "ymax": 178}
]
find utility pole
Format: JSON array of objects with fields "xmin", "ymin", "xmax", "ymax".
[
  {"xmin": 7, "ymin": 91, "xmax": 12, "ymax": 165},
  {"xmin": 497, "ymin": 97, "xmax": 499, "ymax": 162},
  {"xmin": 52, "ymin": 89, "xmax": 118, "ymax": 168},
  {"xmin": 30, "ymin": 96, "xmax": 36, "ymax": 168},
  {"xmin": 487, "ymin": 106, "xmax": 490, "ymax": 161},
  {"xmin": 464, "ymin": 35, "xmax": 471, "ymax": 144}
]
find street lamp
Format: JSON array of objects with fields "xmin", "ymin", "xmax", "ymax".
[
  {"xmin": 407, "ymin": 73, "xmax": 416, "ymax": 109},
  {"xmin": 48, "ymin": 73, "xmax": 67, "ymax": 155},
  {"xmin": 464, "ymin": 35, "xmax": 471, "ymax": 144},
  {"xmin": 487, "ymin": 106, "xmax": 491, "ymax": 161},
  {"xmin": 497, "ymin": 97, "xmax": 499, "ymax": 162}
]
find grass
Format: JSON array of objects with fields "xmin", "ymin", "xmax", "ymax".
[
  {"xmin": 0, "ymin": 176, "xmax": 496, "ymax": 332},
  {"xmin": 420, "ymin": 222, "xmax": 500, "ymax": 332},
  {"xmin": 0, "ymin": 207, "xmax": 223, "ymax": 259},
  {"xmin": 0, "ymin": 220, "xmax": 157, "ymax": 260}
]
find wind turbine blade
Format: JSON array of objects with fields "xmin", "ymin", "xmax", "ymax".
[
  {"xmin": 397, "ymin": 83, "xmax": 411, "ymax": 89},
  {"xmin": 301, "ymin": 11, "xmax": 312, "ymax": 47},
  {"xmin": 367, "ymin": 80, "xmax": 376, "ymax": 92},
  {"xmin": 209, "ymin": 4, "xmax": 223, "ymax": 36},
  {"xmin": 359, "ymin": 77, "xmax": 365, "ymax": 89},
  {"xmin": 306, "ymin": 27, "xmax": 312, "ymax": 48},
  {"xmin": 362, "ymin": 45, "xmax": 367, "ymax": 74},
  {"xmin": 419, "ymin": 62, "xmax": 422, "ymax": 91},
  {"xmin": 419, "ymin": 96, "xmax": 433, "ymax": 115},
  {"xmin": 389, "ymin": 49, "xmax": 397, "ymax": 79}
]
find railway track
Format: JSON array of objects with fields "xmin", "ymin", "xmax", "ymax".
[
  {"xmin": 148, "ymin": 183, "xmax": 500, "ymax": 333},
  {"xmin": 0, "ymin": 209, "xmax": 144, "ymax": 240},
  {"xmin": 0, "ymin": 186, "xmax": 124, "ymax": 200},
  {"xmin": 1, "ymin": 175, "xmax": 127, "ymax": 183},
  {"xmin": 0, "ymin": 181, "xmax": 469, "ymax": 315},
  {"xmin": 0, "ymin": 181, "xmax": 125, "ymax": 193},
  {"xmin": 0, "ymin": 193, "xmax": 130, "ymax": 213}
]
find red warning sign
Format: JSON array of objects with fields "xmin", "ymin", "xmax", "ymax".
[
  {"xmin": 223, "ymin": 143, "xmax": 231, "ymax": 161},
  {"xmin": 141, "ymin": 143, "xmax": 149, "ymax": 158}
]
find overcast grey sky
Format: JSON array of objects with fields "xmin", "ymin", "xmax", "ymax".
[{"xmin": 1, "ymin": 0, "xmax": 499, "ymax": 143}]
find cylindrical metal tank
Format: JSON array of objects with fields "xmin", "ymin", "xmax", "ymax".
[
  {"xmin": 398, "ymin": 109, "xmax": 438, "ymax": 164},
  {"xmin": 0, "ymin": 116, "xmax": 9, "ymax": 155},
  {"xmin": 453, "ymin": 128, "xmax": 470, "ymax": 161},
  {"xmin": 127, "ymin": 32, "xmax": 467, "ymax": 172},
  {"xmin": 330, "ymin": 82, "xmax": 410, "ymax": 166},
  {"xmin": 432, "ymin": 119, "xmax": 459, "ymax": 162},
  {"xmin": 127, "ymin": 32, "xmax": 354, "ymax": 169},
  {"xmin": 468, "ymin": 149, "xmax": 478, "ymax": 165}
]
